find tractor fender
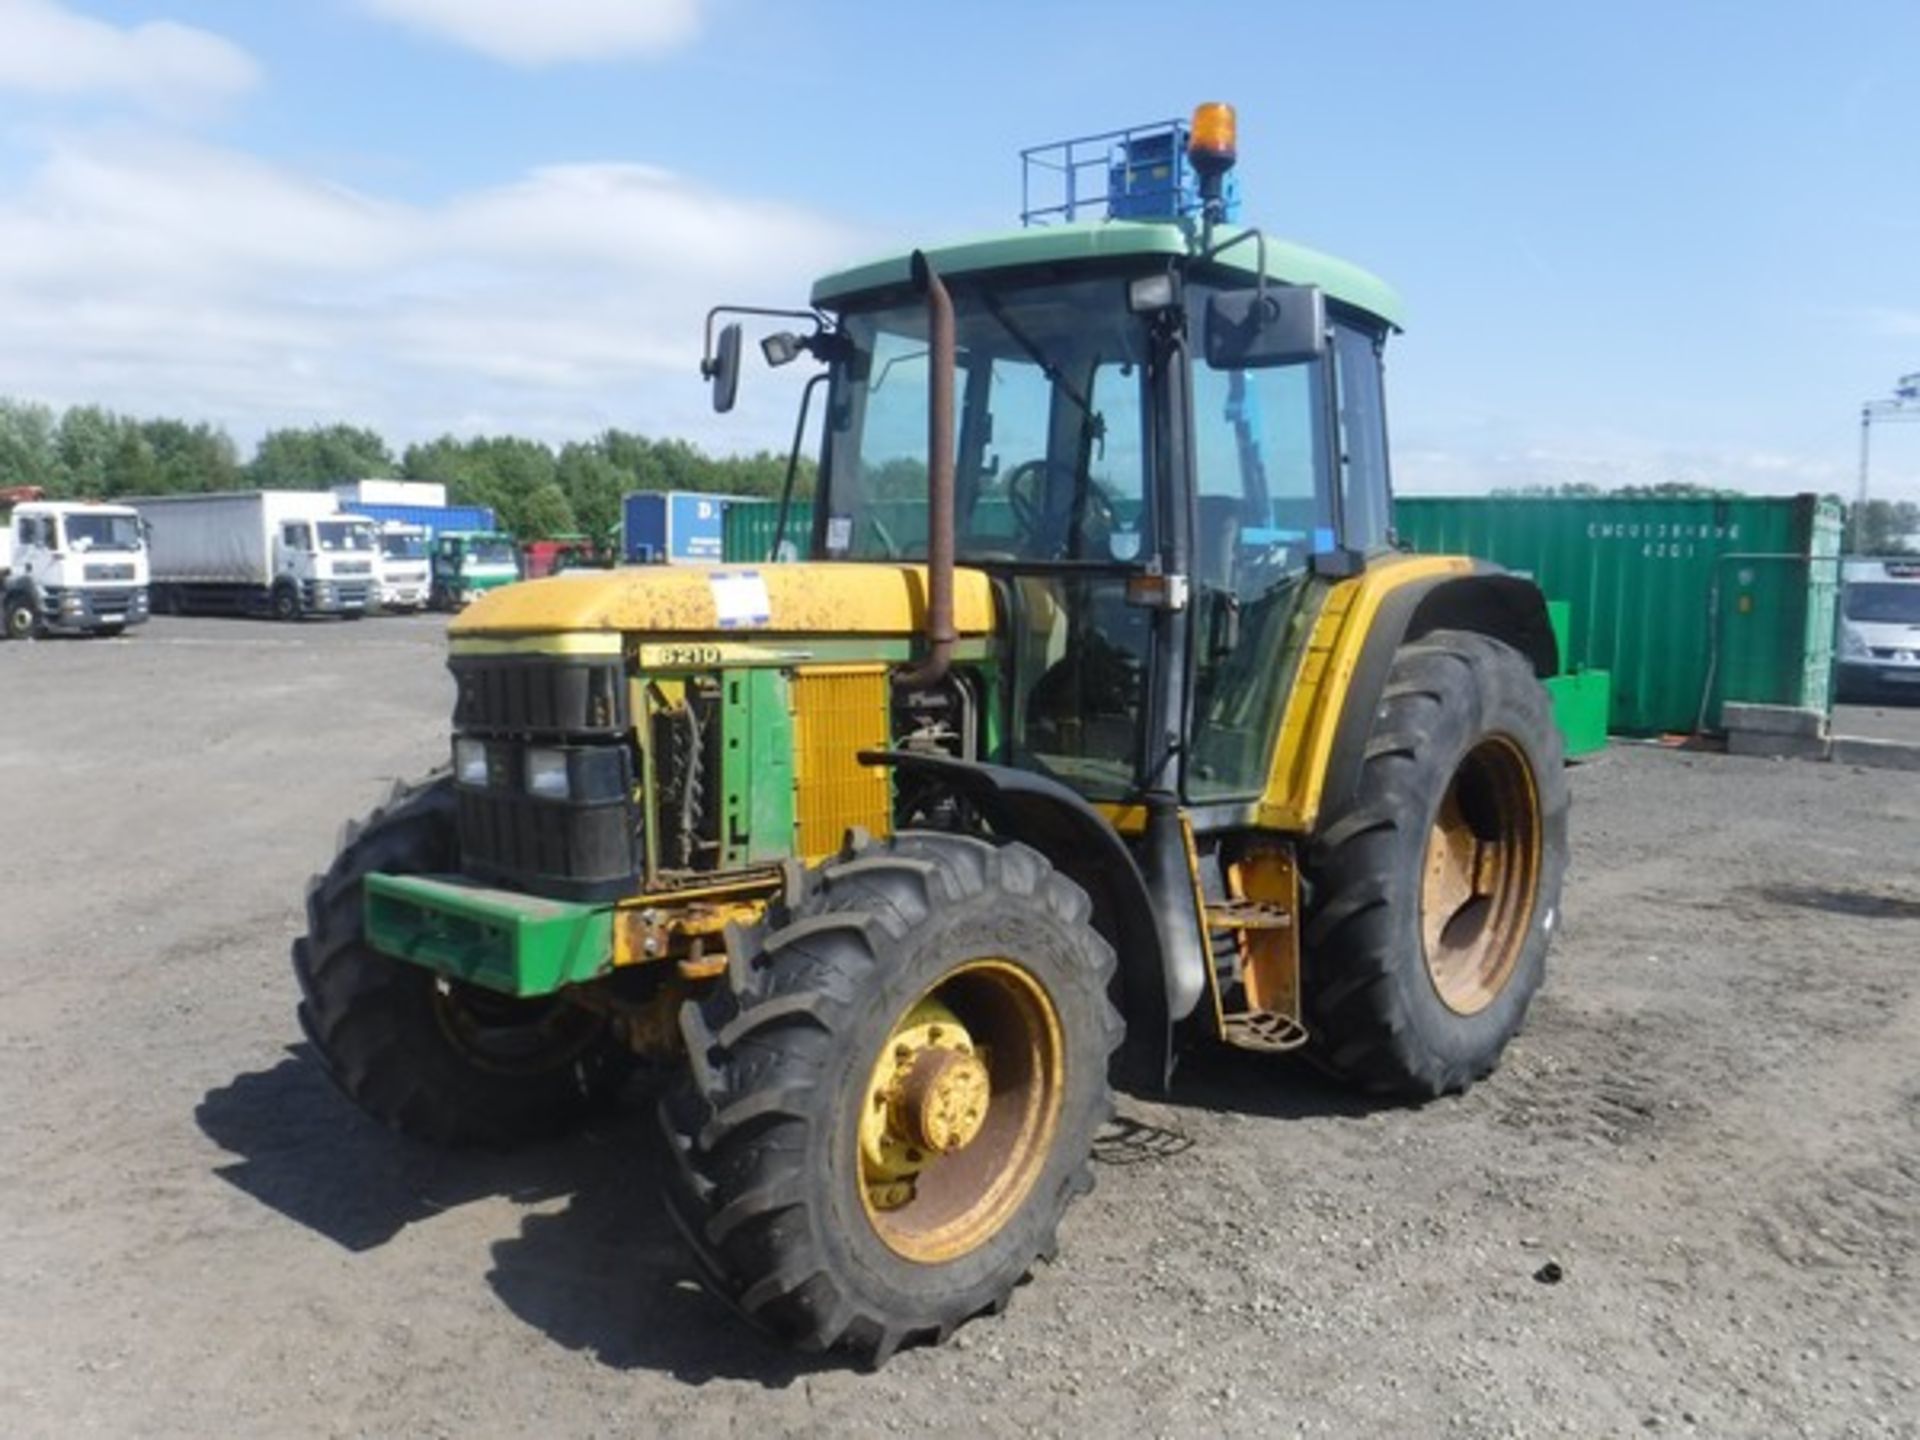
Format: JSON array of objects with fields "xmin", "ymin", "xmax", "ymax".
[
  {"xmin": 859, "ymin": 749, "xmax": 1171, "ymax": 1092},
  {"xmin": 1317, "ymin": 564, "xmax": 1558, "ymax": 825}
]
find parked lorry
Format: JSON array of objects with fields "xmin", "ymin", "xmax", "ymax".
[
  {"xmin": 522, "ymin": 534, "xmax": 617, "ymax": 579},
  {"xmin": 2, "ymin": 498, "xmax": 151, "ymax": 638},
  {"xmin": 620, "ymin": 490, "xmax": 729, "ymax": 563},
  {"xmin": 296, "ymin": 105, "xmax": 1568, "ymax": 1364},
  {"xmin": 429, "ymin": 530, "xmax": 520, "ymax": 610},
  {"xmin": 130, "ymin": 491, "xmax": 377, "ymax": 620},
  {"xmin": 1837, "ymin": 556, "xmax": 1920, "ymax": 700},
  {"xmin": 375, "ymin": 522, "xmax": 432, "ymax": 612}
]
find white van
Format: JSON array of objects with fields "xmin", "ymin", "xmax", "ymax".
[{"xmin": 1838, "ymin": 558, "xmax": 1920, "ymax": 700}]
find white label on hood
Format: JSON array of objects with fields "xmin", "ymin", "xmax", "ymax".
[{"xmin": 710, "ymin": 569, "xmax": 772, "ymax": 629}]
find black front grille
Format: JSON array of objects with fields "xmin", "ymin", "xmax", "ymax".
[
  {"xmin": 452, "ymin": 655, "xmax": 627, "ymax": 739},
  {"xmin": 449, "ymin": 654, "xmax": 640, "ymax": 900},
  {"xmin": 456, "ymin": 768, "xmax": 640, "ymax": 900}
]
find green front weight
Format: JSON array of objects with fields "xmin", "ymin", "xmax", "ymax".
[{"xmin": 363, "ymin": 873, "xmax": 614, "ymax": 997}]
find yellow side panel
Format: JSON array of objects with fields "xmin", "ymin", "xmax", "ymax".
[
  {"xmin": 1257, "ymin": 555, "xmax": 1472, "ymax": 834},
  {"xmin": 450, "ymin": 563, "xmax": 996, "ymax": 639},
  {"xmin": 791, "ymin": 665, "xmax": 894, "ymax": 861}
]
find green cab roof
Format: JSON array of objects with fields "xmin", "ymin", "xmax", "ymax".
[{"xmin": 810, "ymin": 219, "xmax": 1404, "ymax": 329}]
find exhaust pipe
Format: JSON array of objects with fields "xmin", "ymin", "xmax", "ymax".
[{"xmin": 899, "ymin": 250, "xmax": 956, "ymax": 688}]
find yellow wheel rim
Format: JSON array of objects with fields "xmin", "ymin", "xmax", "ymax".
[
  {"xmin": 857, "ymin": 960, "xmax": 1065, "ymax": 1264},
  {"xmin": 1420, "ymin": 735, "xmax": 1542, "ymax": 1016}
]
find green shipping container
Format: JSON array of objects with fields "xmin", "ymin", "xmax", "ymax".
[
  {"xmin": 1394, "ymin": 494, "xmax": 1841, "ymax": 735},
  {"xmin": 724, "ymin": 499, "xmax": 814, "ymax": 563}
]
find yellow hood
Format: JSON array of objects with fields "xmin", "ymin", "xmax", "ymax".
[{"xmin": 449, "ymin": 562, "xmax": 995, "ymax": 638}]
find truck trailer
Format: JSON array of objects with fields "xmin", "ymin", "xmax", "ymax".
[
  {"xmin": 620, "ymin": 490, "xmax": 730, "ymax": 564},
  {"xmin": 2, "ymin": 499, "xmax": 151, "ymax": 638},
  {"xmin": 130, "ymin": 491, "xmax": 378, "ymax": 620}
]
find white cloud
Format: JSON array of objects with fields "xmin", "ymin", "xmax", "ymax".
[
  {"xmin": 0, "ymin": 0, "xmax": 258, "ymax": 112},
  {"xmin": 0, "ymin": 131, "xmax": 867, "ymax": 452},
  {"xmin": 359, "ymin": 0, "xmax": 700, "ymax": 65}
]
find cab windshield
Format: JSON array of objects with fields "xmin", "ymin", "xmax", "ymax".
[
  {"xmin": 380, "ymin": 533, "xmax": 428, "ymax": 561},
  {"xmin": 317, "ymin": 521, "xmax": 375, "ymax": 552},
  {"xmin": 64, "ymin": 513, "xmax": 143, "ymax": 552},
  {"xmin": 1845, "ymin": 582, "xmax": 1920, "ymax": 624},
  {"xmin": 821, "ymin": 275, "xmax": 1153, "ymax": 567},
  {"xmin": 819, "ymin": 274, "xmax": 1157, "ymax": 800},
  {"xmin": 468, "ymin": 539, "xmax": 518, "ymax": 566}
]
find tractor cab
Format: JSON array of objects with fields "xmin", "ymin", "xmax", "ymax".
[{"xmin": 701, "ymin": 108, "xmax": 1435, "ymax": 822}]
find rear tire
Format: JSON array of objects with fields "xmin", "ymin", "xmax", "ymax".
[
  {"xmin": 659, "ymin": 831, "xmax": 1122, "ymax": 1365},
  {"xmin": 292, "ymin": 775, "xmax": 633, "ymax": 1146},
  {"xmin": 1300, "ymin": 629, "xmax": 1569, "ymax": 1098}
]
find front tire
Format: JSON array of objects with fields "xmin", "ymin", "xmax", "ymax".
[
  {"xmin": 271, "ymin": 584, "xmax": 301, "ymax": 623},
  {"xmin": 292, "ymin": 775, "xmax": 633, "ymax": 1146},
  {"xmin": 5, "ymin": 595, "xmax": 39, "ymax": 640},
  {"xmin": 1301, "ymin": 629, "xmax": 1569, "ymax": 1098},
  {"xmin": 660, "ymin": 832, "xmax": 1122, "ymax": 1365}
]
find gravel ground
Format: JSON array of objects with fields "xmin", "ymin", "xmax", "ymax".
[
  {"xmin": 1834, "ymin": 700, "xmax": 1920, "ymax": 746},
  {"xmin": 2, "ymin": 615, "xmax": 1916, "ymax": 1438}
]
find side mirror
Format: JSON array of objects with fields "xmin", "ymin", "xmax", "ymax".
[
  {"xmin": 704, "ymin": 322, "xmax": 742, "ymax": 413},
  {"xmin": 1204, "ymin": 285, "xmax": 1326, "ymax": 370}
]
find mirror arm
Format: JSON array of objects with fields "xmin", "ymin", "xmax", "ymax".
[
  {"xmin": 1201, "ymin": 226, "xmax": 1269, "ymax": 307},
  {"xmin": 701, "ymin": 304, "xmax": 830, "ymax": 373}
]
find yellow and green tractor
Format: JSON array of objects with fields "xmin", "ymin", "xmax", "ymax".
[{"xmin": 294, "ymin": 106, "xmax": 1568, "ymax": 1364}]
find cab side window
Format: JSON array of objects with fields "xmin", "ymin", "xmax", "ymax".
[
  {"xmin": 283, "ymin": 523, "xmax": 310, "ymax": 550},
  {"xmin": 1333, "ymin": 321, "xmax": 1392, "ymax": 552}
]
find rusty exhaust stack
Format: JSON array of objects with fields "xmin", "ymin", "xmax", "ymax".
[{"xmin": 900, "ymin": 250, "xmax": 956, "ymax": 688}]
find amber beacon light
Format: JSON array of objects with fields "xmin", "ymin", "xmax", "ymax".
[{"xmin": 1188, "ymin": 101, "xmax": 1238, "ymax": 177}]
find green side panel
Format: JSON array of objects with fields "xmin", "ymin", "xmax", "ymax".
[
  {"xmin": 721, "ymin": 667, "xmax": 795, "ymax": 866},
  {"xmin": 1545, "ymin": 671, "xmax": 1611, "ymax": 757},
  {"xmin": 724, "ymin": 499, "xmax": 815, "ymax": 563},
  {"xmin": 810, "ymin": 221, "xmax": 1404, "ymax": 329},
  {"xmin": 1394, "ymin": 494, "xmax": 1841, "ymax": 735},
  {"xmin": 363, "ymin": 873, "xmax": 613, "ymax": 997}
]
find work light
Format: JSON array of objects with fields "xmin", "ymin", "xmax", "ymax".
[
  {"xmin": 453, "ymin": 737, "xmax": 489, "ymax": 787},
  {"xmin": 525, "ymin": 748, "xmax": 570, "ymax": 800}
]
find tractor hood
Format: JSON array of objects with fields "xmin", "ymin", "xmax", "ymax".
[{"xmin": 448, "ymin": 562, "xmax": 996, "ymax": 638}]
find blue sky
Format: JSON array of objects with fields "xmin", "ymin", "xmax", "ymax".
[{"xmin": 2, "ymin": 0, "xmax": 1917, "ymax": 500}]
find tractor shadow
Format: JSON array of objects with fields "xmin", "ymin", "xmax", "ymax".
[
  {"xmin": 195, "ymin": 1041, "xmax": 1391, "ymax": 1384},
  {"xmin": 1154, "ymin": 1044, "xmax": 1399, "ymax": 1123},
  {"xmin": 194, "ymin": 1045, "xmax": 833, "ymax": 1386}
]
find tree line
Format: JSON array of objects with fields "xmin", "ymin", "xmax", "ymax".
[
  {"xmin": 0, "ymin": 398, "xmax": 813, "ymax": 541},
  {"xmin": 4, "ymin": 396, "xmax": 1913, "ymax": 552}
]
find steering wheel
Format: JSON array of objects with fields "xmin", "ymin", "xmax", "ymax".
[{"xmin": 1004, "ymin": 458, "xmax": 1118, "ymax": 559}]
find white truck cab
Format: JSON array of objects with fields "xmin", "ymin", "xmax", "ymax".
[
  {"xmin": 376, "ymin": 522, "xmax": 431, "ymax": 611},
  {"xmin": 1, "ymin": 501, "xmax": 151, "ymax": 639},
  {"xmin": 1838, "ymin": 557, "xmax": 1920, "ymax": 701}
]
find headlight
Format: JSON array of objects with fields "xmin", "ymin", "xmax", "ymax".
[
  {"xmin": 1840, "ymin": 627, "xmax": 1868, "ymax": 659},
  {"xmin": 454, "ymin": 737, "xmax": 490, "ymax": 787},
  {"xmin": 526, "ymin": 747, "xmax": 571, "ymax": 800}
]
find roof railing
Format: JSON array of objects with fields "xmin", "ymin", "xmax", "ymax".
[{"xmin": 1019, "ymin": 119, "xmax": 1199, "ymax": 227}]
